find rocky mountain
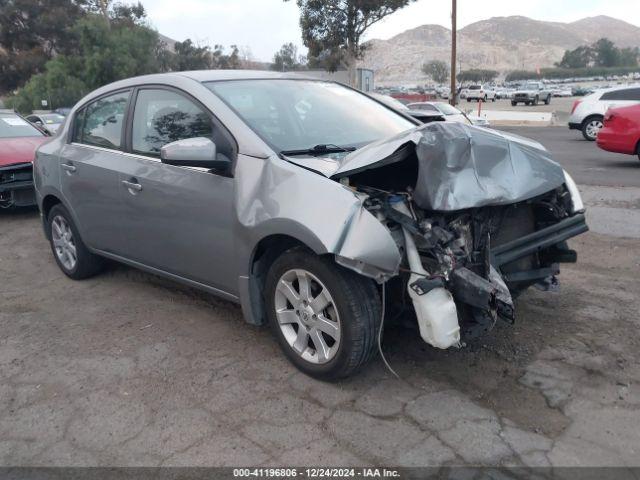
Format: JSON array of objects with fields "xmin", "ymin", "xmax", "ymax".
[{"xmin": 361, "ymin": 15, "xmax": 640, "ymax": 86}]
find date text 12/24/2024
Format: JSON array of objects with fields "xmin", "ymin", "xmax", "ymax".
[{"xmin": 233, "ymin": 468, "xmax": 401, "ymax": 478}]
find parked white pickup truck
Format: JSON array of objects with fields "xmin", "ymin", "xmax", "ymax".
[
  {"xmin": 465, "ymin": 85, "xmax": 496, "ymax": 102},
  {"xmin": 511, "ymin": 82, "xmax": 553, "ymax": 106}
]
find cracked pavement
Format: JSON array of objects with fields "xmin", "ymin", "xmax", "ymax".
[{"xmin": 1, "ymin": 132, "xmax": 640, "ymax": 467}]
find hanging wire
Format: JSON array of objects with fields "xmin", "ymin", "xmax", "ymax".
[{"xmin": 377, "ymin": 282, "xmax": 400, "ymax": 379}]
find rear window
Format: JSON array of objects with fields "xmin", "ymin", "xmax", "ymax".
[
  {"xmin": 0, "ymin": 114, "xmax": 44, "ymax": 138},
  {"xmin": 601, "ymin": 88, "xmax": 640, "ymax": 101},
  {"xmin": 469, "ymin": 86, "xmax": 481, "ymax": 90}
]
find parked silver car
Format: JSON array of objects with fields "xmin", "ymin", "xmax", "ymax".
[{"xmin": 34, "ymin": 71, "xmax": 588, "ymax": 380}]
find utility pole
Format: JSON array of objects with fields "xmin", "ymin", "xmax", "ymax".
[{"xmin": 450, "ymin": 0, "xmax": 457, "ymax": 106}]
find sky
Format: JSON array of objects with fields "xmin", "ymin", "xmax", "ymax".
[{"xmin": 142, "ymin": 0, "xmax": 640, "ymax": 62}]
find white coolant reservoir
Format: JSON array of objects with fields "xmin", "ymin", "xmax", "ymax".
[{"xmin": 392, "ymin": 199, "xmax": 461, "ymax": 349}]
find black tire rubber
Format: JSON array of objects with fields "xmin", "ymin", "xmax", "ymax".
[
  {"xmin": 533, "ymin": 96, "xmax": 539, "ymax": 106},
  {"xmin": 544, "ymin": 95, "xmax": 551, "ymax": 105},
  {"xmin": 525, "ymin": 101, "xmax": 531, "ymax": 106},
  {"xmin": 511, "ymin": 101, "xmax": 517, "ymax": 107},
  {"xmin": 467, "ymin": 98, "xmax": 471, "ymax": 102},
  {"xmin": 581, "ymin": 115, "xmax": 603, "ymax": 141},
  {"xmin": 47, "ymin": 204, "xmax": 104, "ymax": 280},
  {"xmin": 264, "ymin": 249, "xmax": 381, "ymax": 381}
]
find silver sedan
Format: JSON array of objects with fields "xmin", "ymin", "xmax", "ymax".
[{"xmin": 34, "ymin": 71, "xmax": 587, "ymax": 380}]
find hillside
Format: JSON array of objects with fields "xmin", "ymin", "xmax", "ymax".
[{"xmin": 361, "ymin": 15, "xmax": 640, "ymax": 85}]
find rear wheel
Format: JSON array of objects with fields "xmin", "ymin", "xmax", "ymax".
[
  {"xmin": 511, "ymin": 101, "xmax": 517, "ymax": 107},
  {"xmin": 47, "ymin": 204, "xmax": 104, "ymax": 279},
  {"xmin": 265, "ymin": 249, "xmax": 381, "ymax": 381},
  {"xmin": 582, "ymin": 116, "xmax": 603, "ymax": 141}
]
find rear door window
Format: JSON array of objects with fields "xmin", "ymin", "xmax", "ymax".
[{"xmin": 74, "ymin": 90, "xmax": 130, "ymax": 150}]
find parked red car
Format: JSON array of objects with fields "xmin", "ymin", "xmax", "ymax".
[
  {"xmin": 596, "ymin": 104, "xmax": 640, "ymax": 161},
  {"xmin": 1, "ymin": 110, "xmax": 50, "ymax": 208}
]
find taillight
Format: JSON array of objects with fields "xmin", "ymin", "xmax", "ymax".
[{"xmin": 571, "ymin": 100, "xmax": 581, "ymax": 114}]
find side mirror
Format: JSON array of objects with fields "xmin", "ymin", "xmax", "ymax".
[{"xmin": 160, "ymin": 137, "xmax": 230, "ymax": 170}]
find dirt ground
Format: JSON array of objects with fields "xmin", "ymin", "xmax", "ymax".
[{"xmin": 1, "ymin": 179, "xmax": 639, "ymax": 467}]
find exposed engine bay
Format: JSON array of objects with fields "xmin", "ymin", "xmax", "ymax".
[{"xmin": 326, "ymin": 123, "xmax": 589, "ymax": 348}]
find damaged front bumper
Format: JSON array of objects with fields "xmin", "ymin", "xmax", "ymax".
[{"xmin": 0, "ymin": 163, "xmax": 36, "ymax": 208}]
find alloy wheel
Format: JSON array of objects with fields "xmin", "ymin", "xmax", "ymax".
[
  {"xmin": 51, "ymin": 215, "xmax": 77, "ymax": 271},
  {"xmin": 273, "ymin": 269, "xmax": 341, "ymax": 364},
  {"xmin": 586, "ymin": 119, "xmax": 603, "ymax": 140}
]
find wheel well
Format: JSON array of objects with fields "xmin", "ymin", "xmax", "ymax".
[
  {"xmin": 42, "ymin": 195, "xmax": 62, "ymax": 221},
  {"xmin": 581, "ymin": 114, "xmax": 603, "ymax": 128},
  {"xmin": 247, "ymin": 234, "xmax": 318, "ymax": 325}
]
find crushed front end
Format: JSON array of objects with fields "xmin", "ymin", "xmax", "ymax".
[
  {"xmin": 0, "ymin": 162, "xmax": 37, "ymax": 209},
  {"xmin": 332, "ymin": 123, "xmax": 588, "ymax": 347}
]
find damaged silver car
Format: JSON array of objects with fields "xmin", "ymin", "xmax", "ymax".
[{"xmin": 34, "ymin": 71, "xmax": 588, "ymax": 380}]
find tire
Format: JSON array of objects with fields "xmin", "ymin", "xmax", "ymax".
[
  {"xmin": 544, "ymin": 95, "xmax": 551, "ymax": 105},
  {"xmin": 264, "ymin": 249, "xmax": 381, "ymax": 381},
  {"xmin": 47, "ymin": 204, "xmax": 104, "ymax": 280},
  {"xmin": 525, "ymin": 101, "xmax": 531, "ymax": 106},
  {"xmin": 533, "ymin": 96, "xmax": 539, "ymax": 106},
  {"xmin": 511, "ymin": 101, "xmax": 517, "ymax": 107},
  {"xmin": 581, "ymin": 116, "xmax": 604, "ymax": 141},
  {"xmin": 467, "ymin": 98, "xmax": 471, "ymax": 102}
]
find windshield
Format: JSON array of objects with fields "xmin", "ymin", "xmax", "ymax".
[
  {"xmin": 525, "ymin": 83, "xmax": 541, "ymax": 90},
  {"xmin": 0, "ymin": 114, "xmax": 44, "ymax": 138},
  {"xmin": 434, "ymin": 103, "xmax": 462, "ymax": 115},
  {"xmin": 39, "ymin": 114, "xmax": 65, "ymax": 124},
  {"xmin": 468, "ymin": 85, "xmax": 481, "ymax": 90},
  {"xmin": 205, "ymin": 80, "xmax": 415, "ymax": 152}
]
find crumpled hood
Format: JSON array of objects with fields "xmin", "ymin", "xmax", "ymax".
[
  {"xmin": 0, "ymin": 136, "xmax": 49, "ymax": 167},
  {"xmin": 287, "ymin": 122, "xmax": 565, "ymax": 211}
]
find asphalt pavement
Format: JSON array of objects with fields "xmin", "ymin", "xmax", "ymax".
[{"xmin": 1, "ymin": 126, "xmax": 639, "ymax": 468}]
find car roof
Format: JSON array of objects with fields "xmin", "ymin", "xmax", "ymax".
[
  {"xmin": 177, "ymin": 70, "xmax": 320, "ymax": 82},
  {"xmin": 594, "ymin": 83, "xmax": 640, "ymax": 95}
]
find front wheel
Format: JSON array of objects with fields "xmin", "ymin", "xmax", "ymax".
[
  {"xmin": 47, "ymin": 204, "xmax": 104, "ymax": 279},
  {"xmin": 265, "ymin": 249, "xmax": 381, "ymax": 380},
  {"xmin": 544, "ymin": 95, "xmax": 551, "ymax": 105},
  {"xmin": 582, "ymin": 116, "xmax": 603, "ymax": 141},
  {"xmin": 511, "ymin": 101, "xmax": 517, "ymax": 107}
]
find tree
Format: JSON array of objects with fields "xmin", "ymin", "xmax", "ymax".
[
  {"xmin": 556, "ymin": 45, "xmax": 593, "ymax": 69},
  {"xmin": 286, "ymin": 0, "xmax": 417, "ymax": 85},
  {"xmin": 0, "ymin": 0, "xmax": 87, "ymax": 92},
  {"xmin": 593, "ymin": 38, "xmax": 620, "ymax": 67},
  {"xmin": 271, "ymin": 42, "xmax": 306, "ymax": 71},
  {"xmin": 458, "ymin": 69, "xmax": 498, "ymax": 83},
  {"xmin": 422, "ymin": 60, "xmax": 449, "ymax": 84},
  {"xmin": 7, "ymin": 5, "xmax": 163, "ymax": 111}
]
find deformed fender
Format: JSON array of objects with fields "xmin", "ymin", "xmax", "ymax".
[
  {"xmin": 234, "ymin": 153, "xmax": 402, "ymax": 324},
  {"xmin": 235, "ymin": 153, "xmax": 402, "ymax": 278}
]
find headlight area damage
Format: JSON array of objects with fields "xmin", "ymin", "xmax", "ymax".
[
  {"xmin": 0, "ymin": 163, "xmax": 36, "ymax": 209},
  {"xmin": 326, "ymin": 123, "xmax": 589, "ymax": 348}
]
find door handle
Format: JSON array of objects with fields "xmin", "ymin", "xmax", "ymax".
[
  {"xmin": 122, "ymin": 179, "xmax": 143, "ymax": 192},
  {"xmin": 61, "ymin": 163, "xmax": 76, "ymax": 173}
]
